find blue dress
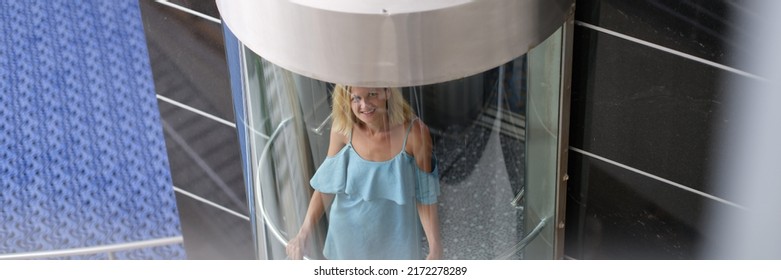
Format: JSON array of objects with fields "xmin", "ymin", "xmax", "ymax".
[{"xmin": 309, "ymin": 120, "xmax": 440, "ymax": 260}]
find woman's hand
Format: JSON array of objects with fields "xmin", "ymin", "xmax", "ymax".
[
  {"xmin": 286, "ymin": 231, "xmax": 309, "ymax": 260},
  {"xmin": 287, "ymin": 190, "xmax": 326, "ymax": 260}
]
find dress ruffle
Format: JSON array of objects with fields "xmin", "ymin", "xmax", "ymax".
[{"xmin": 310, "ymin": 145, "xmax": 440, "ymax": 205}]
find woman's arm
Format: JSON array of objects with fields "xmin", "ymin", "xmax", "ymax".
[
  {"xmin": 286, "ymin": 130, "xmax": 347, "ymax": 259},
  {"xmin": 408, "ymin": 120, "xmax": 443, "ymax": 259},
  {"xmin": 418, "ymin": 203, "xmax": 443, "ymax": 259},
  {"xmin": 286, "ymin": 190, "xmax": 325, "ymax": 259}
]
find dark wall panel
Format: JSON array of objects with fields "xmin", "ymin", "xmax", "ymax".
[
  {"xmin": 158, "ymin": 102, "xmax": 247, "ymax": 214},
  {"xmin": 576, "ymin": 0, "xmax": 743, "ymax": 68},
  {"xmin": 139, "ymin": 0, "xmax": 253, "ymax": 259},
  {"xmin": 570, "ymin": 26, "xmax": 735, "ymax": 195},
  {"xmin": 175, "ymin": 192, "xmax": 253, "ymax": 259},
  {"xmin": 566, "ymin": 0, "xmax": 752, "ymax": 259},
  {"xmin": 141, "ymin": 0, "xmax": 234, "ymax": 122}
]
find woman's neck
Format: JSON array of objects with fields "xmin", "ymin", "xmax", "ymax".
[
  {"xmin": 361, "ymin": 120, "xmax": 392, "ymax": 137},
  {"xmin": 361, "ymin": 116, "xmax": 391, "ymax": 136}
]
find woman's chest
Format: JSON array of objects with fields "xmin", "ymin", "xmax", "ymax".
[{"xmin": 351, "ymin": 139, "xmax": 406, "ymax": 162}]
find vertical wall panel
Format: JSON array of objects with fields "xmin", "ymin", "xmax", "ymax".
[
  {"xmin": 566, "ymin": 0, "xmax": 753, "ymax": 259},
  {"xmin": 139, "ymin": 0, "xmax": 253, "ymax": 259}
]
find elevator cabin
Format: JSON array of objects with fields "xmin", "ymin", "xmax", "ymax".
[{"xmin": 218, "ymin": 0, "xmax": 574, "ymax": 260}]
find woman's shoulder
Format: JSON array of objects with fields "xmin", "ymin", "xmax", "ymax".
[
  {"xmin": 327, "ymin": 129, "xmax": 349, "ymax": 157},
  {"xmin": 405, "ymin": 119, "xmax": 432, "ymax": 151},
  {"xmin": 404, "ymin": 118, "xmax": 434, "ymax": 172},
  {"xmin": 407, "ymin": 118, "xmax": 430, "ymax": 138}
]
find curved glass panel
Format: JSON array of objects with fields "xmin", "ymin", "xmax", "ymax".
[{"xmin": 228, "ymin": 25, "xmax": 567, "ymax": 260}]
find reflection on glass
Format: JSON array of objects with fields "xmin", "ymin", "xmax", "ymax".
[{"xmin": 236, "ymin": 27, "xmax": 564, "ymax": 260}]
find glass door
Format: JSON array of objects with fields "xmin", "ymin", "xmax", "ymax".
[{"xmin": 223, "ymin": 24, "xmax": 571, "ymax": 260}]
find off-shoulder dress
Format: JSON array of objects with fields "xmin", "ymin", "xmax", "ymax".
[{"xmin": 309, "ymin": 119, "xmax": 440, "ymax": 260}]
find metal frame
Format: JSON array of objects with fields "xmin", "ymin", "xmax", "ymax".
[
  {"xmin": 0, "ymin": 236, "xmax": 183, "ymax": 260},
  {"xmin": 216, "ymin": 0, "xmax": 574, "ymax": 87},
  {"xmin": 223, "ymin": 23, "xmax": 267, "ymax": 260},
  {"xmin": 554, "ymin": 5, "xmax": 576, "ymax": 260}
]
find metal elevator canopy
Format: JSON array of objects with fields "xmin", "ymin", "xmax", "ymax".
[{"xmin": 217, "ymin": 0, "xmax": 574, "ymax": 87}]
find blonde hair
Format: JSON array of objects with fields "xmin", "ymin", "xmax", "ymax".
[{"xmin": 331, "ymin": 84, "xmax": 414, "ymax": 136}]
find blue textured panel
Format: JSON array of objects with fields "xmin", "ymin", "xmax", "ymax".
[{"xmin": 0, "ymin": 0, "xmax": 185, "ymax": 259}]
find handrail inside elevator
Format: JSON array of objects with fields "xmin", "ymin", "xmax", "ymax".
[
  {"xmin": 495, "ymin": 217, "xmax": 549, "ymax": 260},
  {"xmin": 252, "ymin": 116, "xmax": 314, "ymax": 260}
]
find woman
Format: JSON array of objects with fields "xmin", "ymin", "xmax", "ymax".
[{"xmin": 286, "ymin": 85, "xmax": 442, "ymax": 260}]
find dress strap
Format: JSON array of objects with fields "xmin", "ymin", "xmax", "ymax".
[{"xmin": 401, "ymin": 117, "xmax": 419, "ymax": 151}]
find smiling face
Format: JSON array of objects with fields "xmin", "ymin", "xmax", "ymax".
[{"xmin": 349, "ymin": 87, "xmax": 389, "ymax": 127}]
